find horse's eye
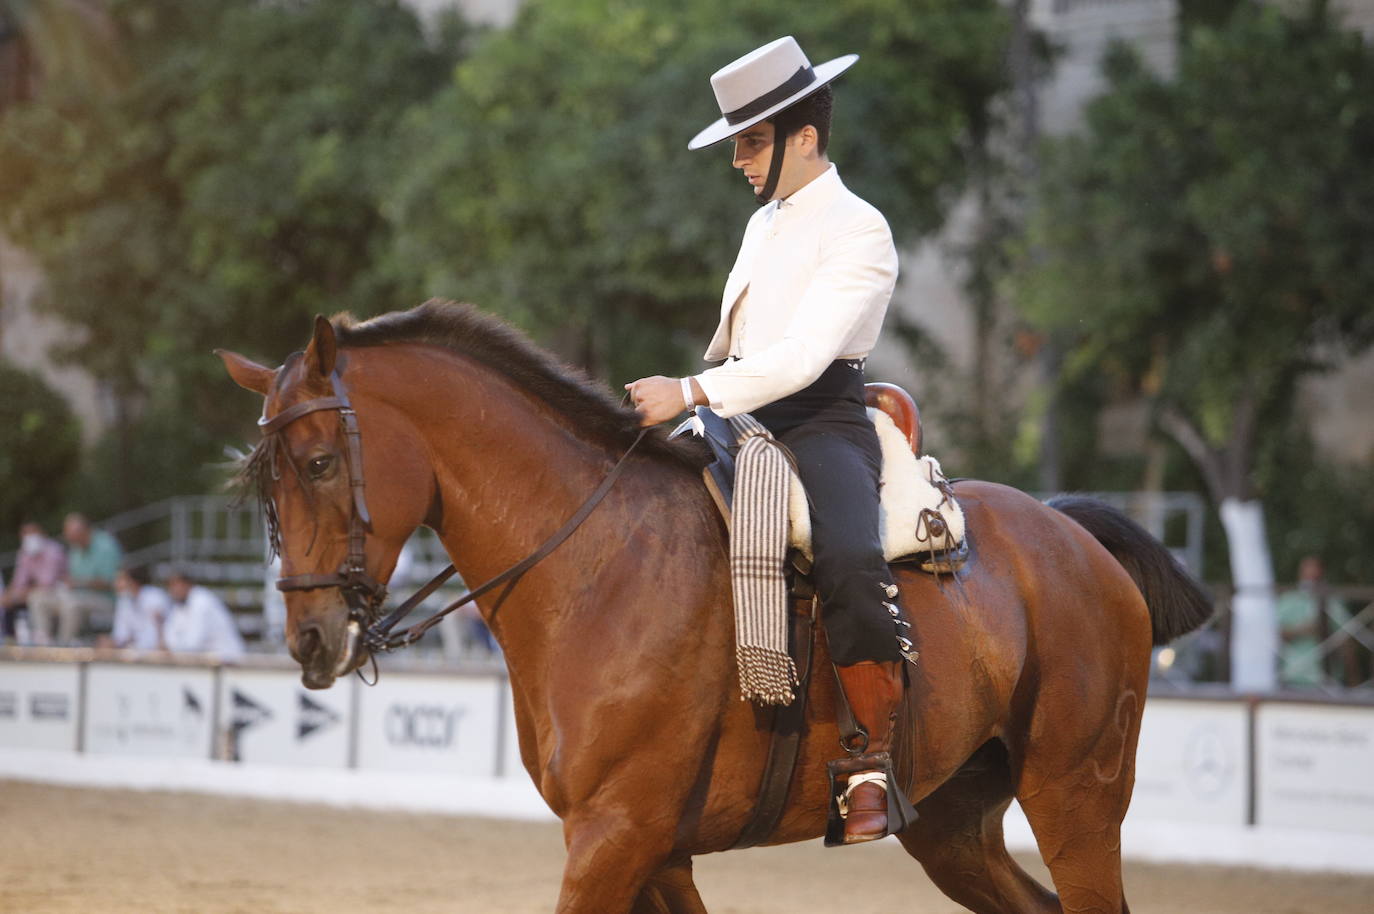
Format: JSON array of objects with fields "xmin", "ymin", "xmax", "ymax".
[{"xmin": 307, "ymin": 455, "xmax": 333, "ymax": 479}]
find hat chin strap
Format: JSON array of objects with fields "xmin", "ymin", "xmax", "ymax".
[{"xmin": 756, "ymin": 133, "xmax": 787, "ymax": 206}]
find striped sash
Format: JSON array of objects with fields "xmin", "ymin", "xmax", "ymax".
[{"xmin": 727, "ymin": 414, "xmax": 799, "ymax": 705}]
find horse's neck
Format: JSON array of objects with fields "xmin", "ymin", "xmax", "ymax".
[{"xmin": 368, "ymin": 346, "xmax": 694, "ymax": 643}]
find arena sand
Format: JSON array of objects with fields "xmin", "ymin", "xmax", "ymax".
[{"xmin": 1, "ymin": 781, "xmax": 1369, "ymax": 913}]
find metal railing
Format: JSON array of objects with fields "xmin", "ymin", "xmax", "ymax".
[
  {"xmin": 1036, "ymin": 490, "xmax": 1206, "ymax": 578},
  {"xmin": 0, "ymin": 497, "xmax": 477, "ymax": 648},
  {"xmin": 11, "ymin": 493, "xmax": 1372, "ymax": 697},
  {"xmin": 1151, "ymin": 585, "xmax": 1374, "ymax": 698}
]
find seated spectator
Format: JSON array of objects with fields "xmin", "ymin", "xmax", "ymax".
[
  {"xmin": 2, "ymin": 521, "xmax": 66, "ymax": 645},
  {"xmin": 1276, "ymin": 555, "xmax": 1351, "ymax": 687},
  {"xmin": 163, "ymin": 570, "xmax": 245, "ymax": 662},
  {"xmin": 101, "ymin": 566, "xmax": 170, "ymax": 652},
  {"xmin": 29, "ymin": 513, "xmax": 121, "ymax": 644}
]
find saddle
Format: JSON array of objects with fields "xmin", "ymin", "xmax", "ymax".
[{"xmin": 676, "ymin": 382, "xmax": 968, "ymax": 573}]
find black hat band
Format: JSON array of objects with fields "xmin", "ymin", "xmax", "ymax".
[{"xmin": 723, "ymin": 65, "xmax": 816, "ymax": 125}]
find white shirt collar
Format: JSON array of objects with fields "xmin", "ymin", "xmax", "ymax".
[{"xmin": 771, "ymin": 164, "xmax": 842, "ymax": 219}]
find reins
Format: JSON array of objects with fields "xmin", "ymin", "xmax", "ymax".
[
  {"xmin": 362, "ymin": 424, "xmax": 649, "ymax": 653},
  {"xmin": 258, "ymin": 368, "xmax": 649, "ymax": 675}
]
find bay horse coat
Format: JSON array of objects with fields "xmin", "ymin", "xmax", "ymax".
[{"xmin": 220, "ymin": 301, "xmax": 1211, "ymax": 914}]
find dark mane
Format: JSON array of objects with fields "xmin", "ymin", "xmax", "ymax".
[{"xmin": 332, "ymin": 301, "xmax": 707, "ymax": 467}]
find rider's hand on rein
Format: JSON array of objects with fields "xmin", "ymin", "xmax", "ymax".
[{"xmin": 624, "ymin": 375, "xmax": 701, "ymax": 426}]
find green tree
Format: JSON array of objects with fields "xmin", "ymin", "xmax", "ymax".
[
  {"xmin": 1014, "ymin": 2, "xmax": 1374, "ymax": 687},
  {"xmin": 387, "ymin": 0, "xmax": 1010, "ymax": 383},
  {"xmin": 0, "ymin": 0, "xmax": 125, "ymax": 109},
  {"xmin": 0, "ymin": 361, "xmax": 81, "ymax": 546},
  {"xmin": 0, "ymin": 0, "xmax": 464, "ymax": 509}
]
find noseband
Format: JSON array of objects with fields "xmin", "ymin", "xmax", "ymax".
[
  {"xmin": 258, "ymin": 367, "xmax": 649, "ymax": 662},
  {"xmin": 259, "ymin": 371, "xmax": 388, "ymax": 627}
]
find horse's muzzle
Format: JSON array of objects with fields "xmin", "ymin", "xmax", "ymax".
[{"xmin": 294, "ymin": 619, "xmax": 364, "ymax": 690}]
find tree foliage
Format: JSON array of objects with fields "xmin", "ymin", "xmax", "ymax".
[
  {"xmin": 1016, "ymin": 2, "xmax": 1374, "ymax": 506},
  {"xmin": 387, "ymin": 0, "xmax": 1010, "ymax": 383},
  {"xmin": 0, "ymin": 0, "xmax": 463, "ymax": 509},
  {"xmin": 0, "ymin": 361, "xmax": 81, "ymax": 543},
  {"xmin": 0, "ymin": 0, "xmax": 1010, "ymax": 516}
]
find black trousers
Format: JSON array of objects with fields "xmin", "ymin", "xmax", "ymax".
[{"xmin": 752, "ymin": 360, "xmax": 903, "ymax": 665}]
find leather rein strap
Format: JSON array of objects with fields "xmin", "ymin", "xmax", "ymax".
[
  {"xmin": 362, "ymin": 425, "xmax": 649, "ymax": 653},
  {"xmin": 259, "ymin": 368, "xmax": 649, "ymax": 659}
]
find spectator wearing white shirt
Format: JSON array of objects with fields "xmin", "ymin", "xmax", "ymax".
[
  {"xmin": 102, "ymin": 566, "xmax": 170, "ymax": 651},
  {"xmin": 163, "ymin": 571, "xmax": 245, "ymax": 662}
]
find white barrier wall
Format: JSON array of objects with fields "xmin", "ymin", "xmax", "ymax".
[
  {"xmin": 84, "ymin": 663, "xmax": 217, "ymax": 758},
  {"xmin": 7, "ymin": 656, "xmax": 1374, "ymax": 855},
  {"xmin": 502, "ymin": 690, "xmax": 523, "ymax": 780},
  {"xmin": 0, "ymin": 662, "xmax": 80, "ymax": 752},
  {"xmin": 219, "ymin": 668, "xmax": 353, "ymax": 768},
  {"xmin": 1256, "ymin": 702, "xmax": 1374, "ymax": 836},
  {"xmin": 1131, "ymin": 698, "xmax": 1250, "ymax": 826},
  {"xmin": 354, "ymin": 672, "xmax": 504, "ymax": 776}
]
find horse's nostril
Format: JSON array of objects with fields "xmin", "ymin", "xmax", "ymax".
[{"xmin": 297, "ymin": 626, "xmax": 323, "ymax": 663}]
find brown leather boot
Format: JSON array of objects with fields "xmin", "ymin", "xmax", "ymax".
[{"xmin": 834, "ymin": 659, "xmax": 904, "ymax": 844}]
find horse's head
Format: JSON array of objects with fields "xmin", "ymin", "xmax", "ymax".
[{"xmin": 218, "ymin": 316, "xmax": 433, "ymax": 689}]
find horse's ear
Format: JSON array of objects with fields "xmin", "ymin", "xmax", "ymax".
[
  {"xmin": 305, "ymin": 315, "xmax": 338, "ymax": 378},
  {"xmin": 216, "ymin": 349, "xmax": 274, "ymax": 395}
]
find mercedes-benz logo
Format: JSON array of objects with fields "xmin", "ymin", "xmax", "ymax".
[{"xmin": 1183, "ymin": 726, "xmax": 1235, "ymax": 799}]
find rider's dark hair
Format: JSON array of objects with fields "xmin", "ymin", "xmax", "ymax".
[{"xmin": 769, "ymin": 85, "xmax": 833, "ymax": 155}]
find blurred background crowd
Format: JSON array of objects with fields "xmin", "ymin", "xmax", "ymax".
[{"xmin": 0, "ymin": 0, "xmax": 1370, "ymax": 691}]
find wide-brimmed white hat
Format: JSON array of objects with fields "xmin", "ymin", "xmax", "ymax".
[{"xmin": 688, "ymin": 36, "xmax": 858, "ymax": 150}]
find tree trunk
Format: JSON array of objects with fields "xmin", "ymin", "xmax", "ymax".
[
  {"xmin": 1158, "ymin": 401, "xmax": 1277, "ymax": 691},
  {"xmin": 1218, "ymin": 498, "xmax": 1278, "ymax": 691}
]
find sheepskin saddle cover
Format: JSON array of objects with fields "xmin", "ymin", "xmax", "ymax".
[
  {"xmin": 787, "ymin": 408, "xmax": 964, "ymax": 562},
  {"xmin": 677, "ymin": 406, "xmax": 965, "ymax": 562}
]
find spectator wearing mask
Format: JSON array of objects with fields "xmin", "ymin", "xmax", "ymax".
[
  {"xmin": 3, "ymin": 522, "xmax": 67, "ymax": 645},
  {"xmin": 163, "ymin": 570, "xmax": 245, "ymax": 662},
  {"xmin": 30, "ymin": 513, "xmax": 122, "ymax": 644},
  {"xmin": 102, "ymin": 566, "xmax": 170, "ymax": 652}
]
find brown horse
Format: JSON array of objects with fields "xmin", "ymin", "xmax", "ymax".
[{"xmin": 218, "ymin": 301, "xmax": 1210, "ymax": 914}]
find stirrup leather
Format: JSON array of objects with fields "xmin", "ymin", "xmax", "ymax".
[{"xmin": 837, "ymin": 770, "xmax": 888, "ymax": 817}]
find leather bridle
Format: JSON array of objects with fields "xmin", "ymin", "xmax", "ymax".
[
  {"xmin": 257, "ymin": 368, "xmax": 648, "ymax": 664},
  {"xmin": 260, "ymin": 371, "xmax": 388, "ymax": 628}
]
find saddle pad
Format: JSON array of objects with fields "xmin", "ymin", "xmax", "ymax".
[{"xmin": 786, "ymin": 408, "xmax": 964, "ymax": 562}]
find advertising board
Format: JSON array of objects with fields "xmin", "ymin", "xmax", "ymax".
[
  {"xmin": 500, "ymin": 683, "xmax": 524, "ymax": 780},
  {"xmin": 83, "ymin": 663, "xmax": 216, "ymax": 758},
  {"xmin": 219, "ymin": 668, "xmax": 352, "ymax": 768},
  {"xmin": 354, "ymin": 672, "xmax": 502, "ymax": 775},
  {"xmin": 1129, "ymin": 698, "xmax": 1250, "ymax": 826},
  {"xmin": 1257, "ymin": 702, "xmax": 1374, "ymax": 835},
  {"xmin": 0, "ymin": 661, "xmax": 81, "ymax": 752}
]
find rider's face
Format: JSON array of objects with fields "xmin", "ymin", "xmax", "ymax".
[{"xmin": 730, "ymin": 121, "xmax": 812, "ymax": 201}]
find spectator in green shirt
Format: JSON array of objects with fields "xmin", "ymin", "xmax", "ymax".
[
  {"xmin": 1275, "ymin": 555, "xmax": 1350, "ymax": 688},
  {"xmin": 28, "ymin": 513, "xmax": 122, "ymax": 645}
]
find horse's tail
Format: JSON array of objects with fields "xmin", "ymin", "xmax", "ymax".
[{"xmin": 1047, "ymin": 494, "xmax": 1213, "ymax": 645}]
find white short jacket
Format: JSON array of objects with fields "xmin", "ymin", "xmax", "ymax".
[{"xmin": 694, "ymin": 166, "xmax": 899, "ymax": 418}]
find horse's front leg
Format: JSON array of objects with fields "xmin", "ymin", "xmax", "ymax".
[{"xmin": 555, "ymin": 805, "xmax": 684, "ymax": 914}]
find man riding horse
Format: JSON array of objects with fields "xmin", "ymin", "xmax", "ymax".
[{"xmin": 626, "ymin": 36, "xmax": 913, "ymax": 845}]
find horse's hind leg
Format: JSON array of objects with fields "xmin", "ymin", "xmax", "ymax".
[
  {"xmin": 898, "ymin": 741, "xmax": 1059, "ymax": 913},
  {"xmin": 1015, "ymin": 690, "xmax": 1141, "ymax": 913},
  {"xmin": 630, "ymin": 858, "xmax": 709, "ymax": 914}
]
